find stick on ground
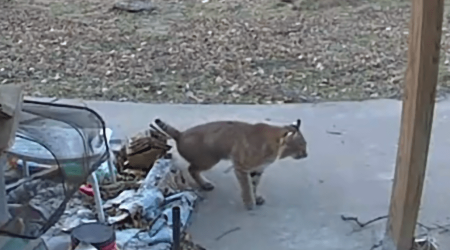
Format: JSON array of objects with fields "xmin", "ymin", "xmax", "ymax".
[{"xmin": 340, "ymin": 215, "xmax": 388, "ymax": 228}]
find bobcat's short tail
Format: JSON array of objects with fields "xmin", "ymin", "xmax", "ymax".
[{"xmin": 154, "ymin": 119, "xmax": 181, "ymax": 141}]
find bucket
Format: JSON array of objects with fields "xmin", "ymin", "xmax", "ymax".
[{"xmin": 70, "ymin": 222, "xmax": 118, "ymax": 250}]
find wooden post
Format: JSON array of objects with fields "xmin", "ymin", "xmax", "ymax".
[
  {"xmin": 0, "ymin": 84, "xmax": 24, "ymax": 152},
  {"xmin": 382, "ymin": 0, "xmax": 444, "ymax": 249},
  {"xmin": 0, "ymin": 84, "xmax": 23, "ymax": 227}
]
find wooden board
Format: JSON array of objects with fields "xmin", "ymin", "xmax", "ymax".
[
  {"xmin": 0, "ymin": 84, "xmax": 24, "ymax": 153},
  {"xmin": 0, "ymin": 84, "xmax": 23, "ymax": 227},
  {"xmin": 382, "ymin": 0, "xmax": 444, "ymax": 249}
]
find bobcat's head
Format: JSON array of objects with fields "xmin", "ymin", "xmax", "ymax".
[{"xmin": 279, "ymin": 119, "xmax": 307, "ymax": 160}]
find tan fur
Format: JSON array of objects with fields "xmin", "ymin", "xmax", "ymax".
[
  {"xmin": 154, "ymin": 119, "xmax": 308, "ymax": 210},
  {"xmin": 165, "ymin": 140, "xmax": 198, "ymax": 187}
]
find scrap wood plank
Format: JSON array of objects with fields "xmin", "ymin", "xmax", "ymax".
[
  {"xmin": 0, "ymin": 84, "xmax": 21, "ymax": 118},
  {"xmin": 0, "ymin": 84, "xmax": 23, "ymax": 153},
  {"xmin": 382, "ymin": 0, "xmax": 444, "ymax": 250}
]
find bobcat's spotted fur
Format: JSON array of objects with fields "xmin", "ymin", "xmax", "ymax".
[{"xmin": 153, "ymin": 118, "xmax": 308, "ymax": 210}]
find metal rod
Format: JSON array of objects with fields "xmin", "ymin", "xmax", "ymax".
[
  {"xmin": 107, "ymin": 150, "xmax": 116, "ymax": 183},
  {"xmin": 22, "ymin": 160, "xmax": 29, "ymax": 177},
  {"xmin": 88, "ymin": 173, "xmax": 105, "ymax": 223},
  {"xmin": 172, "ymin": 206, "xmax": 181, "ymax": 250},
  {"xmin": 104, "ymin": 128, "xmax": 116, "ymax": 183}
]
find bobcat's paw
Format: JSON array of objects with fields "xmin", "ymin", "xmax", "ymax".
[
  {"xmin": 201, "ymin": 182, "xmax": 215, "ymax": 191},
  {"xmin": 243, "ymin": 197, "xmax": 256, "ymax": 210},
  {"xmin": 244, "ymin": 202, "xmax": 255, "ymax": 211},
  {"xmin": 255, "ymin": 196, "xmax": 266, "ymax": 206}
]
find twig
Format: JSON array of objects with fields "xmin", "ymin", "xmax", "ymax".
[
  {"xmin": 417, "ymin": 222, "xmax": 434, "ymax": 231},
  {"xmin": 342, "ymin": 214, "xmax": 450, "ymax": 249},
  {"xmin": 215, "ymin": 227, "xmax": 241, "ymax": 241},
  {"xmin": 340, "ymin": 215, "xmax": 388, "ymax": 228},
  {"xmin": 416, "ymin": 222, "xmax": 450, "ymax": 238},
  {"xmin": 326, "ymin": 130, "xmax": 342, "ymax": 135},
  {"xmin": 433, "ymin": 222, "xmax": 450, "ymax": 234},
  {"xmin": 370, "ymin": 240, "xmax": 383, "ymax": 250}
]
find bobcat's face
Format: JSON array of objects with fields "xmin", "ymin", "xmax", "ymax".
[{"xmin": 279, "ymin": 119, "xmax": 307, "ymax": 160}]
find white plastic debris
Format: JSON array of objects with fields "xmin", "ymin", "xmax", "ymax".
[{"xmin": 415, "ymin": 237, "xmax": 438, "ymax": 250}]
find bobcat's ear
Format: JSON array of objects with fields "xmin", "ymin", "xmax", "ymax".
[
  {"xmin": 295, "ymin": 119, "xmax": 301, "ymax": 130},
  {"xmin": 291, "ymin": 119, "xmax": 301, "ymax": 130}
]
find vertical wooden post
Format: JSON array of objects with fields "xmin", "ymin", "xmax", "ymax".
[
  {"xmin": 0, "ymin": 155, "xmax": 8, "ymax": 227},
  {"xmin": 0, "ymin": 84, "xmax": 24, "ymax": 152},
  {"xmin": 382, "ymin": 0, "xmax": 444, "ymax": 250},
  {"xmin": 0, "ymin": 84, "xmax": 23, "ymax": 227}
]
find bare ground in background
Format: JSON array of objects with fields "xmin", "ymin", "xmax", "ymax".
[{"xmin": 1, "ymin": 0, "xmax": 450, "ymax": 103}]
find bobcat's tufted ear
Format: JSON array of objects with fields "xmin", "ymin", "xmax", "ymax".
[
  {"xmin": 295, "ymin": 119, "xmax": 301, "ymax": 130},
  {"xmin": 291, "ymin": 119, "xmax": 301, "ymax": 130}
]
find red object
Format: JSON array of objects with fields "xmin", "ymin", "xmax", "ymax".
[
  {"xmin": 79, "ymin": 184, "xmax": 94, "ymax": 197},
  {"xmin": 99, "ymin": 242, "xmax": 118, "ymax": 250}
]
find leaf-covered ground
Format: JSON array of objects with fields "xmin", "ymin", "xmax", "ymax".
[{"xmin": 1, "ymin": 0, "xmax": 450, "ymax": 103}]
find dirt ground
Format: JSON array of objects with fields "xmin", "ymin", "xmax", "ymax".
[{"xmin": 1, "ymin": 0, "xmax": 450, "ymax": 104}]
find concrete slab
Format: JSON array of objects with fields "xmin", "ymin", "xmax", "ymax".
[{"xmin": 32, "ymin": 98, "xmax": 450, "ymax": 250}]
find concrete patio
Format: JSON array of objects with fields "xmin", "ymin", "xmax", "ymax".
[{"xmin": 39, "ymin": 98, "xmax": 450, "ymax": 250}]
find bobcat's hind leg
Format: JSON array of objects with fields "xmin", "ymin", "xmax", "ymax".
[{"xmin": 188, "ymin": 165, "xmax": 215, "ymax": 191}]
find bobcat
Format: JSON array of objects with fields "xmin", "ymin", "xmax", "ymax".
[{"xmin": 153, "ymin": 118, "xmax": 308, "ymax": 210}]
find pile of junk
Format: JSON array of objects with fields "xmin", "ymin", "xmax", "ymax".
[{"xmin": 0, "ymin": 97, "xmax": 206, "ymax": 250}]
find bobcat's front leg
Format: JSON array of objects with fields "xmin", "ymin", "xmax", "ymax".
[
  {"xmin": 250, "ymin": 170, "xmax": 265, "ymax": 206},
  {"xmin": 234, "ymin": 168, "xmax": 255, "ymax": 210}
]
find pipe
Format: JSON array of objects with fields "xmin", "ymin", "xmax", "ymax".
[{"xmin": 172, "ymin": 206, "xmax": 181, "ymax": 250}]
